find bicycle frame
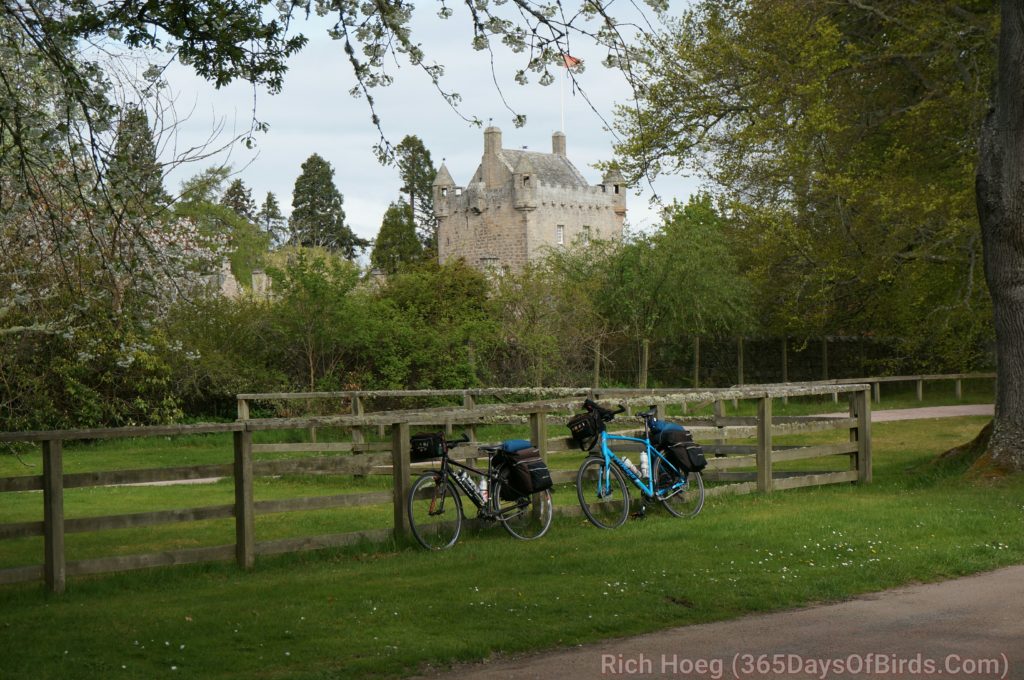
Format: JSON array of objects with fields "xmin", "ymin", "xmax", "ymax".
[
  {"xmin": 596, "ymin": 430, "xmax": 686, "ymax": 499},
  {"xmin": 433, "ymin": 454, "xmax": 494, "ymax": 512},
  {"xmin": 430, "ymin": 446, "xmax": 533, "ymax": 521}
]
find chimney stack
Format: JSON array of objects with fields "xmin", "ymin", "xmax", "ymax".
[{"xmin": 552, "ymin": 131, "xmax": 566, "ymax": 156}]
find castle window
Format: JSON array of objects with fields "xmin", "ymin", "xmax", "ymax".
[
  {"xmin": 556, "ymin": 225, "xmax": 565, "ymax": 245},
  {"xmin": 523, "ymin": 175, "xmax": 531, "ymax": 186},
  {"xmin": 480, "ymin": 257, "xmax": 499, "ymax": 270},
  {"xmin": 614, "ymin": 184, "xmax": 620, "ymax": 194},
  {"xmin": 455, "ymin": 187, "xmax": 463, "ymax": 196},
  {"xmin": 583, "ymin": 226, "xmax": 592, "ymax": 245},
  {"xmin": 441, "ymin": 187, "xmax": 448, "ymax": 197}
]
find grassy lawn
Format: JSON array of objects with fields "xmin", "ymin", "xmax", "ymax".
[{"xmin": 1, "ymin": 415, "xmax": 1022, "ymax": 679}]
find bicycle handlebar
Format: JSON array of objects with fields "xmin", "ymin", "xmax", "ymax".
[
  {"xmin": 582, "ymin": 399, "xmax": 626, "ymax": 422},
  {"xmin": 446, "ymin": 433, "xmax": 470, "ymax": 448}
]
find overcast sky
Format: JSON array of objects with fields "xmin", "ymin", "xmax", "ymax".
[{"xmin": 157, "ymin": 1, "xmax": 698, "ymax": 245}]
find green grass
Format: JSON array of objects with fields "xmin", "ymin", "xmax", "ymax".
[{"xmin": 1, "ymin": 416, "xmax": 1023, "ymax": 679}]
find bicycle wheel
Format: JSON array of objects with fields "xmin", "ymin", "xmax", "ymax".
[
  {"xmin": 575, "ymin": 456, "xmax": 630, "ymax": 529},
  {"xmin": 408, "ymin": 472, "xmax": 463, "ymax": 550},
  {"xmin": 653, "ymin": 456, "xmax": 704, "ymax": 518},
  {"xmin": 491, "ymin": 479, "xmax": 553, "ymax": 540}
]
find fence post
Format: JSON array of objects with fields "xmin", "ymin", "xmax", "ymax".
[
  {"xmin": 391, "ymin": 421, "xmax": 412, "ymax": 537},
  {"xmin": 42, "ymin": 439, "xmax": 65, "ymax": 594},
  {"xmin": 593, "ymin": 339, "xmax": 602, "ymax": 389},
  {"xmin": 233, "ymin": 429, "xmax": 255, "ymax": 569},
  {"xmin": 237, "ymin": 398, "xmax": 250, "ymax": 421},
  {"xmin": 916, "ymin": 379, "xmax": 924, "ymax": 402},
  {"xmin": 463, "ymin": 392, "xmax": 477, "ymax": 442},
  {"xmin": 714, "ymin": 399, "xmax": 726, "ymax": 450},
  {"xmin": 692, "ymin": 336, "xmax": 700, "ymax": 389},
  {"xmin": 756, "ymin": 396, "xmax": 773, "ymax": 494},
  {"xmin": 530, "ymin": 410, "xmax": 548, "ymax": 461},
  {"xmin": 955, "ymin": 378, "xmax": 963, "ymax": 400},
  {"xmin": 639, "ymin": 339, "xmax": 650, "ymax": 389},
  {"xmin": 822, "ymin": 338, "xmax": 829, "ymax": 380},
  {"xmin": 737, "ymin": 337, "xmax": 745, "ymax": 386},
  {"xmin": 873, "ymin": 382, "xmax": 881, "ymax": 403},
  {"xmin": 781, "ymin": 338, "xmax": 788, "ymax": 405},
  {"xmin": 351, "ymin": 393, "xmax": 365, "ymax": 447},
  {"xmin": 852, "ymin": 388, "xmax": 873, "ymax": 483}
]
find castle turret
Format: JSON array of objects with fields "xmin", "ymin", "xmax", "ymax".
[
  {"xmin": 512, "ymin": 153, "xmax": 537, "ymax": 210},
  {"xmin": 602, "ymin": 166, "xmax": 627, "ymax": 215},
  {"xmin": 481, "ymin": 126, "xmax": 504, "ymax": 187},
  {"xmin": 433, "ymin": 163, "xmax": 456, "ymax": 217}
]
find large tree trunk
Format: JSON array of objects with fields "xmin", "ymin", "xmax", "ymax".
[{"xmin": 976, "ymin": 0, "xmax": 1024, "ymax": 472}]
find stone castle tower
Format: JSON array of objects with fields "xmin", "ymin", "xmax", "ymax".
[{"xmin": 433, "ymin": 127, "xmax": 626, "ymax": 273}]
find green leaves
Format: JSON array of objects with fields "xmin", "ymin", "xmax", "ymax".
[
  {"xmin": 613, "ymin": 0, "xmax": 995, "ymax": 369},
  {"xmin": 370, "ymin": 202, "xmax": 423, "ymax": 274}
]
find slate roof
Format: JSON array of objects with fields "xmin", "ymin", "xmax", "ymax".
[{"xmin": 496, "ymin": 149, "xmax": 590, "ymax": 188}]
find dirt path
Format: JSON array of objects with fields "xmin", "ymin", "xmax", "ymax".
[{"xmin": 420, "ymin": 564, "xmax": 1023, "ymax": 679}]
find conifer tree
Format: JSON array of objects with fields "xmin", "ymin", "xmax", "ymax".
[
  {"xmin": 394, "ymin": 135, "xmax": 437, "ymax": 250},
  {"xmin": 289, "ymin": 153, "xmax": 368, "ymax": 259},
  {"xmin": 370, "ymin": 202, "xmax": 422, "ymax": 274},
  {"xmin": 256, "ymin": 191, "xmax": 287, "ymax": 246},
  {"xmin": 106, "ymin": 105, "xmax": 169, "ymax": 216},
  {"xmin": 221, "ymin": 178, "xmax": 257, "ymax": 222}
]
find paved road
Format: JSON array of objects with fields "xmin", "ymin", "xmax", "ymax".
[
  {"xmin": 819, "ymin": 404, "xmax": 994, "ymax": 422},
  {"xmin": 423, "ymin": 565, "xmax": 1023, "ymax": 679}
]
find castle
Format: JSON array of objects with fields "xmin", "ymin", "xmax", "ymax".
[{"xmin": 433, "ymin": 127, "xmax": 626, "ymax": 273}]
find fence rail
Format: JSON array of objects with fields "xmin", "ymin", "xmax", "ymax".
[{"xmin": 0, "ymin": 380, "xmax": 900, "ymax": 592}]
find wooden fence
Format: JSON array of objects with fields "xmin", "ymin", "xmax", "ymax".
[
  {"xmin": 2, "ymin": 383, "xmax": 875, "ymax": 593},
  {"xmin": 236, "ymin": 372, "xmax": 994, "ymax": 420}
]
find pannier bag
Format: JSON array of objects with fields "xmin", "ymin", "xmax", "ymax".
[
  {"xmin": 648, "ymin": 418, "xmax": 684, "ymax": 444},
  {"xmin": 501, "ymin": 447, "xmax": 553, "ymax": 499},
  {"xmin": 659, "ymin": 429, "xmax": 708, "ymax": 473},
  {"xmin": 567, "ymin": 412, "xmax": 600, "ymax": 450},
  {"xmin": 410, "ymin": 432, "xmax": 447, "ymax": 461}
]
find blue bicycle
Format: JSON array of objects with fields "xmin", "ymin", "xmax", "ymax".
[{"xmin": 571, "ymin": 400, "xmax": 705, "ymax": 529}]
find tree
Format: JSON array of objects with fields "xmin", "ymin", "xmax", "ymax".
[
  {"xmin": 221, "ymin": 179, "xmax": 257, "ymax": 222},
  {"xmin": 289, "ymin": 154, "xmax": 368, "ymax": 259},
  {"xmin": 376, "ymin": 261, "xmax": 496, "ymax": 388},
  {"xmin": 257, "ymin": 192, "xmax": 287, "ymax": 246},
  {"xmin": 393, "ymin": 135, "xmax": 437, "ymax": 249},
  {"xmin": 371, "ymin": 202, "xmax": 423, "ymax": 274},
  {"xmin": 976, "ymin": 1, "xmax": 1024, "ymax": 472},
  {"xmin": 612, "ymin": 0, "xmax": 996, "ymax": 371},
  {"xmin": 267, "ymin": 250, "xmax": 363, "ymax": 391},
  {"xmin": 106, "ymin": 105, "xmax": 170, "ymax": 216},
  {"xmin": 175, "ymin": 167, "xmax": 269, "ymax": 285}
]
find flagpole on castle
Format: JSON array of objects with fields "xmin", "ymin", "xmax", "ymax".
[
  {"xmin": 559, "ymin": 54, "xmax": 581, "ymax": 134},
  {"xmin": 560, "ymin": 66, "xmax": 566, "ymax": 133}
]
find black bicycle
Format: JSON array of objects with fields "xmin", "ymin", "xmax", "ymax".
[{"xmin": 406, "ymin": 433, "xmax": 554, "ymax": 550}]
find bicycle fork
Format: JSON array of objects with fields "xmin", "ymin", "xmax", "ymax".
[{"xmin": 429, "ymin": 474, "xmax": 448, "ymax": 516}]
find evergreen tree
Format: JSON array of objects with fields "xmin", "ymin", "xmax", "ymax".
[
  {"xmin": 370, "ymin": 202, "xmax": 423, "ymax": 274},
  {"xmin": 106, "ymin": 105, "xmax": 169, "ymax": 216},
  {"xmin": 289, "ymin": 154, "xmax": 368, "ymax": 259},
  {"xmin": 221, "ymin": 178, "xmax": 257, "ymax": 222},
  {"xmin": 256, "ymin": 191, "xmax": 287, "ymax": 246},
  {"xmin": 394, "ymin": 135, "xmax": 437, "ymax": 250}
]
